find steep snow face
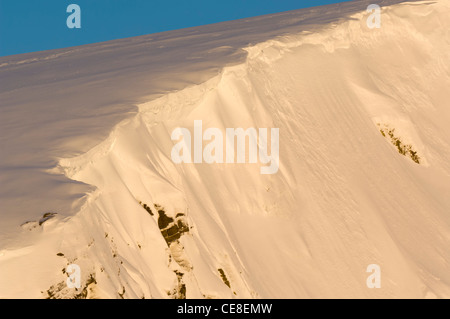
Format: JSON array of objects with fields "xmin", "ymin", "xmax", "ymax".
[{"xmin": 1, "ymin": 0, "xmax": 450, "ymax": 298}]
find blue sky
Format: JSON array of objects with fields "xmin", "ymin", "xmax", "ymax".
[{"xmin": 0, "ymin": 0, "xmax": 348, "ymax": 57}]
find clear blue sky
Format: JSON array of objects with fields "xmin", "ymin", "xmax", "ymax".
[{"xmin": 0, "ymin": 0, "xmax": 348, "ymax": 57}]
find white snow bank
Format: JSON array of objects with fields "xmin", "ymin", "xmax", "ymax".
[{"xmin": 1, "ymin": 0, "xmax": 450, "ymax": 298}]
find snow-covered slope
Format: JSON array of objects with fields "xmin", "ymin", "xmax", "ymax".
[{"xmin": 1, "ymin": 0, "xmax": 450, "ymax": 298}]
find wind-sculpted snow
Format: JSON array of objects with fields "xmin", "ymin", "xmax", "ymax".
[{"xmin": 1, "ymin": 0, "xmax": 450, "ymax": 298}]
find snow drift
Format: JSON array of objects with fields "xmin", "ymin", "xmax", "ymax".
[{"xmin": 1, "ymin": 0, "xmax": 450, "ymax": 298}]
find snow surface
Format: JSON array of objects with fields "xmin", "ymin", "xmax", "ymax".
[{"xmin": 1, "ymin": 0, "xmax": 450, "ymax": 298}]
